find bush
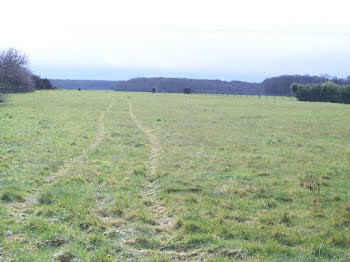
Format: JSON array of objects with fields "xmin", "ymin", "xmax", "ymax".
[
  {"xmin": 291, "ymin": 82, "xmax": 350, "ymax": 104},
  {"xmin": 32, "ymin": 75, "xmax": 56, "ymax": 90},
  {"xmin": 340, "ymin": 86, "xmax": 350, "ymax": 103},
  {"xmin": 290, "ymin": 83, "xmax": 298, "ymax": 95},
  {"xmin": 0, "ymin": 48, "xmax": 35, "ymax": 93},
  {"xmin": 0, "ymin": 49, "xmax": 56, "ymax": 97}
]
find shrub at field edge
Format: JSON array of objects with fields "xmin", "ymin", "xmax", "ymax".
[{"xmin": 291, "ymin": 82, "xmax": 350, "ymax": 104}]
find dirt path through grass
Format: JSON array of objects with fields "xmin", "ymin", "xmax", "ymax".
[{"xmin": 128, "ymin": 101, "xmax": 172, "ymax": 228}]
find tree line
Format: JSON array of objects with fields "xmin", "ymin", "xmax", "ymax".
[
  {"xmin": 291, "ymin": 82, "xmax": 350, "ymax": 104},
  {"xmin": 0, "ymin": 48, "xmax": 55, "ymax": 103}
]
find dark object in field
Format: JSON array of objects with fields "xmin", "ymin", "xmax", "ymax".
[
  {"xmin": 78, "ymin": 88, "xmax": 81, "ymax": 91},
  {"xmin": 300, "ymin": 174, "xmax": 320, "ymax": 193},
  {"xmin": 183, "ymin": 87, "xmax": 191, "ymax": 94},
  {"xmin": 152, "ymin": 88, "xmax": 156, "ymax": 93}
]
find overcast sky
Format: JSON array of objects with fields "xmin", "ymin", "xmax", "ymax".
[{"xmin": 1, "ymin": 0, "xmax": 350, "ymax": 82}]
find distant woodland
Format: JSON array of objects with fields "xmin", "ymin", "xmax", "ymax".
[
  {"xmin": 50, "ymin": 75, "xmax": 350, "ymax": 96},
  {"xmin": 2, "ymin": 48, "xmax": 350, "ymax": 98}
]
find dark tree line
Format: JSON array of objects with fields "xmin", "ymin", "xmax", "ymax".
[
  {"xmin": 291, "ymin": 82, "xmax": 350, "ymax": 104},
  {"xmin": 0, "ymin": 48, "xmax": 55, "ymax": 103},
  {"xmin": 261, "ymin": 75, "xmax": 341, "ymax": 95},
  {"xmin": 112, "ymin": 77, "xmax": 260, "ymax": 94},
  {"xmin": 60, "ymin": 76, "xmax": 347, "ymax": 95}
]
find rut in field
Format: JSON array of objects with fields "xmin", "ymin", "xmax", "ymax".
[
  {"xmin": 128, "ymin": 102, "xmax": 160, "ymax": 175},
  {"xmin": 45, "ymin": 101, "xmax": 114, "ymax": 184},
  {"xmin": 127, "ymin": 102, "xmax": 206, "ymax": 259},
  {"xmin": 7, "ymin": 101, "xmax": 114, "ymax": 223},
  {"xmin": 128, "ymin": 101, "xmax": 171, "ymax": 227}
]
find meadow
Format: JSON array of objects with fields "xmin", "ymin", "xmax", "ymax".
[{"xmin": 0, "ymin": 91, "xmax": 349, "ymax": 261}]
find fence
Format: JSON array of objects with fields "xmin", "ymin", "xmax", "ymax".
[
  {"xmin": 159, "ymin": 88, "xmax": 294, "ymax": 100},
  {"xmin": 194, "ymin": 90, "xmax": 294, "ymax": 98},
  {"xmin": 114, "ymin": 88, "xmax": 295, "ymax": 99}
]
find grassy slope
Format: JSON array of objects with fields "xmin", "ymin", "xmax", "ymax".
[{"xmin": 0, "ymin": 91, "xmax": 349, "ymax": 261}]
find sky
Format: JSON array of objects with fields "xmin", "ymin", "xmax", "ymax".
[{"xmin": 1, "ymin": 0, "xmax": 350, "ymax": 82}]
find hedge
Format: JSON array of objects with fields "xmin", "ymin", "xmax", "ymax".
[{"xmin": 291, "ymin": 82, "xmax": 350, "ymax": 104}]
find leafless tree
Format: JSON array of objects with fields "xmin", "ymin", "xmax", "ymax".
[{"xmin": 0, "ymin": 48, "xmax": 34, "ymax": 94}]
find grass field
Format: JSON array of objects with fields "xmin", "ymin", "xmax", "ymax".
[{"xmin": 0, "ymin": 91, "xmax": 349, "ymax": 261}]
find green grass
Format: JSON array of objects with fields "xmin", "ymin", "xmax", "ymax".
[{"xmin": 0, "ymin": 90, "xmax": 349, "ymax": 261}]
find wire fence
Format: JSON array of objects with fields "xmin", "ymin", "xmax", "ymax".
[
  {"xmin": 194, "ymin": 92, "xmax": 295, "ymax": 100},
  {"xmin": 113, "ymin": 88, "xmax": 296, "ymax": 100},
  {"xmin": 156, "ymin": 89, "xmax": 295, "ymax": 100}
]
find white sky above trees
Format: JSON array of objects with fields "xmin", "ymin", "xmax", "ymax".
[{"xmin": 1, "ymin": 0, "xmax": 350, "ymax": 81}]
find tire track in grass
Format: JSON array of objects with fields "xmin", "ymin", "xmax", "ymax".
[
  {"xmin": 6, "ymin": 101, "xmax": 114, "ymax": 223},
  {"xmin": 128, "ymin": 101, "xmax": 172, "ymax": 227},
  {"xmin": 128, "ymin": 101, "xmax": 160, "ymax": 176},
  {"xmin": 1, "ymin": 100, "xmax": 115, "ymax": 260},
  {"xmin": 123, "ymin": 101, "xmax": 207, "ymax": 260},
  {"xmin": 44, "ymin": 101, "xmax": 114, "ymax": 184}
]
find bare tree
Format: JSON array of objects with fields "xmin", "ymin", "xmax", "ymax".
[{"xmin": 0, "ymin": 48, "xmax": 34, "ymax": 94}]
